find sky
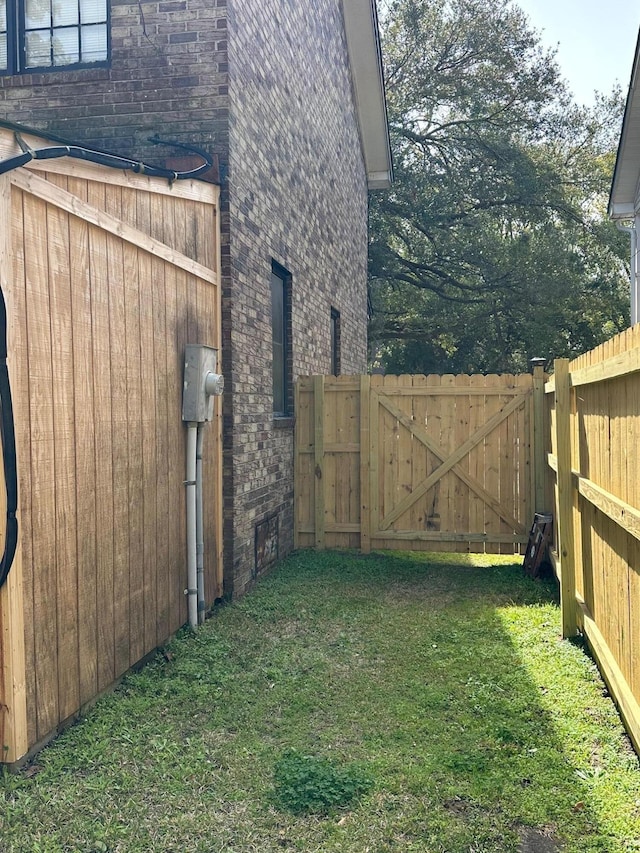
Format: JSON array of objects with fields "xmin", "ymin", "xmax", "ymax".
[{"xmin": 515, "ymin": 0, "xmax": 640, "ymax": 106}]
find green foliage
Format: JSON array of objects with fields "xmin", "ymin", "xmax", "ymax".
[
  {"xmin": 273, "ymin": 750, "xmax": 373, "ymax": 814},
  {"xmin": 370, "ymin": 0, "xmax": 629, "ymax": 373}
]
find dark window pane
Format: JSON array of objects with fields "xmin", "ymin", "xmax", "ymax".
[
  {"xmin": 331, "ymin": 308, "xmax": 340, "ymax": 375},
  {"xmin": 271, "ymin": 272, "xmax": 285, "ymax": 413},
  {"xmin": 271, "ymin": 268, "xmax": 289, "ymax": 415}
]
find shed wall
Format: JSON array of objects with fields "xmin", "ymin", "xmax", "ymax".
[{"xmin": 0, "ymin": 136, "xmax": 222, "ymax": 761}]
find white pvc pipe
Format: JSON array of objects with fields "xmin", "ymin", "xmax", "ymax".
[
  {"xmin": 196, "ymin": 424, "xmax": 205, "ymax": 625},
  {"xmin": 185, "ymin": 423, "xmax": 198, "ymax": 630}
]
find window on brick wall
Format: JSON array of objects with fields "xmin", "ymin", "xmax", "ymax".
[
  {"xmin": 271, "ymin": 263, "xmax": 292, "ymax": 417},
  {"xmin": 330, "ymin": 307, "xmax": 341, "ymax": 376},
  {"xmin": 0, "ymin": 0, "xmax": 109, "ymax": 74}
]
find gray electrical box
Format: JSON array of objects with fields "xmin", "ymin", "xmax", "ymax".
[{"xmin": 182, "ymin": 344, "xmax": 222, "ymax": 422}]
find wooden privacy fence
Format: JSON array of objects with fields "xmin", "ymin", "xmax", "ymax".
[
  {"xmin": 546, "ymin": 327, "xmax": 640, "ymax": 754},
  {"xmin": 295, "ymin": 373, "xmax": 539, "ymax": 553},
  {"xmin": 0, "ymin": 126, "xmax": 222, "ymax": 763}
]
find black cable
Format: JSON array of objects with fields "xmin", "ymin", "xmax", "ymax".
[
  {"xmin": 0, "ymin": 121, "xmax": 213, "ymax": 181},
  {"xmin": 0, "ymin": 287, "xmax": 18, "ymax": 589}
]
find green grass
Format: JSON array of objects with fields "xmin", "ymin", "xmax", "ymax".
[{"xmin": 2, "ymin": 550, "xmax": 640, "ymax": 852}]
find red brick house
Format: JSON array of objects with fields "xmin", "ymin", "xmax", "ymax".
[{"xmin": 0, "ymin": 0, "xmax": 391, "ymax": 597}]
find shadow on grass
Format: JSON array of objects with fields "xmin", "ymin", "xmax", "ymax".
[
  {"xmin": 241, "ymin": 550, "xmax": 634, "ymax": 852},
  {"xmin": 2, "ymin": 549, "xmax": 638, "ymax": 853}
]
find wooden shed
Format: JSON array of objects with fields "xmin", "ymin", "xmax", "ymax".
[{"xmin": 0, "ymin": 127, "xmax": 222, "ymax": 764}]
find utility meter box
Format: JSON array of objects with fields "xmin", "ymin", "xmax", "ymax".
[{"xmin": 182, "ymin": 344, "xmax": 221, "ymax": 422}]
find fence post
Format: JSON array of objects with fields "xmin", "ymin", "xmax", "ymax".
[
  {"xmin": 555, "ymin": 358, "xmax": 577, "ymax": 638},
  {"xmin": 360, "ymin": 374, "xmax": 371, "ymax": 554},
  {"xmin": 313, "ymin": 375, "xmax": 325, "ymax": 550},
  {"xmin": 532, "ymin": 363, "xmax": 547, "ymax": 513}
]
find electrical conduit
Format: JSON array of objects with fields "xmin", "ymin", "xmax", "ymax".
[
  {"xmin": 185, "ymin": 423, "xmax": 198, "ymax": 630},
  {"xmin": 196, "ymin": 424, "xmax": 205, "ymax": 625}
]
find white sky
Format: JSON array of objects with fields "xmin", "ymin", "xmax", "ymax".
[{"xmin": 515, "ymin": 0, "xmax": 640, "ymax": 105}]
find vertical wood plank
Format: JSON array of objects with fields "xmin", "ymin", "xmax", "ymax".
[
  {"xmin": 323, "ymin": 380, "xmax": 337, "ymax": 542},
  {"xmin": 124, "ymin": 241, "xmax": 144, "ymax": 665},
  {"xmin": 68, "ymin": 177, "xmax": 98, "ymax": 708},
  {"xmin": 153, "ymin": 256, "xmax": 170, "ymax": 644},
  {"xmin": 107, "ymin": 232, "xmax": 130, "ymax": 679},
  {"xmin": 164, "ymin": 263, "xmax": 182, "ymax": 631},
  {"xmin": 468, "ymin": 374, "xmax": 484, "ymax": 551},
  {"xmin": 47, "ymin": 199, "xmax": 79, "ymax": 721},
  {"xmin": 11, "ymin": 187, "xmax": 36, "ymax": 748},
  {"xmin": 24, "ymin": 193, "xmax": 59, "ymax": 738},
  {"xmin": 370, "ymin": 376, "xmax": 382, "ymax": 546},
  {"xmin": 360, "ymin": 375, "xmax": 370, "ymax": 553},
  {"xmin": 0, "ymin": 174, "xmax": 28, "ymax": 762},
  {"xmin": 138, "ymin": 246, "xmax": 157, "ymax": 654},
  {"xmin": 175, "ymin": 270, "xmax": 189, "ymax": 620},
  {"xmin": 381, "ymin": 375, "xmax": 399, "ymax": 547},
  {"xmin": 438, "ymin": 375, "xmax": 456, "ymax": 551},
  {"xmin": 424, "ymin": 374, "xmax": 442, "ymax": 541},
  {"xmin": 454, "ymin": 374, "xmax": 470, "ymax": 549},
  {"xmin": 396, "ymin": 375, "xmax": 414, "ymax": 535},
  {"xmin": 517, "ymin": 374, "xmax": 533, "ymax": 548},
  {"xmin": 555, "ymin": 358, "xmax": 577, "ymax": 637},
  {"xmin": 533, "ymin": 365, "xmax": 546, "ymax": 512},
  {"xmin": 88, "ymin": 181, "xmax": 115, "ymax": 693},
  {"xmin": 409, "ymin": 375, "xmax": 427, "ymax": 537},
  {"xmin": 483, "ymin": 376, "xmax": 502, "ymax": 554},
  {"xmin": 314, "ymin": 375, "xmax": 325, "ymax": 550},
  {"xmin": 498, "ymin": 377, "xmax": 513, "ymax": 554}
]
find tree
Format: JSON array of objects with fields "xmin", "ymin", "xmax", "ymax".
[{"xmin": 369, "ymin": 0, "xmax": 629, "ymax": 374}]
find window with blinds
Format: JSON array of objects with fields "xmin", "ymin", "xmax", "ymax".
[{"xmin": 1, "ymin": 0, "xmax": 109, "ymax": 73}]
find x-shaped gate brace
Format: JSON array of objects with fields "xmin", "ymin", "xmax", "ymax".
[{"xmin": 373, "ymin": 389, "xmax": 530, "ymax": 535}]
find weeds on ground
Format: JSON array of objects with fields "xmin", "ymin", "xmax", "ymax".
[{"xmin": 1, "ymin": 550, "xmax": 640, "ymax": 852}]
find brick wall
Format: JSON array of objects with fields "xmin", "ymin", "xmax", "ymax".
[
  {"xmin": 0, "ymin": 0, "xmax": 229, "ymax": 162},
  {"xmin": 225, "ymin": 0, "xmax": 369, "ymax": 596},
  {"xmin": 0, "ymin": 0, "xmax": 370, "ymax": 600}
]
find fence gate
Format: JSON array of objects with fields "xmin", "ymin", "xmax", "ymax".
[{"xmin": 295, "ymin": 373, "xmax": 535, "ymax": 553}]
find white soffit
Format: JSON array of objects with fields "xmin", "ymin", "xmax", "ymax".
[
  {"xmin": 342, "ymin": 0, "xmax": 393, "ymax": 190},
  {"xmin": 610, "ymin": 30, "xmax": 640, "ymax": 218}
]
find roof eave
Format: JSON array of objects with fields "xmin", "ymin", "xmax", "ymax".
[
  {"xmin": 609, "ymin": 29, "xmax": 640, "ymax": 218},
  {"xmin": 342, "ymin": 0, "xmax": 393, "ymax": 191}
]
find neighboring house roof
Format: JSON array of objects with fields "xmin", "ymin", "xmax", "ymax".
[
  {"xmin": 609, "ymin": 30, "xmax": 640, "ymax": 218},
  {"xmin": 342, "ymin": 0, "xmax": 393, "ymax": 190}
]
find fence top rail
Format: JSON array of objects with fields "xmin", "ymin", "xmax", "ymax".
[
  {"xmin": 544, "ymin": 345, "xmax": 640, "ymax": 393},
  {"xmin": 298, "ymin": 374, "xmax": 533, "ymax": 394}
]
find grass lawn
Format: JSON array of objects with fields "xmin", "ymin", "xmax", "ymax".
[{"xmin": 2, "ymin": 550, "xmax": 640, "ymax": 852}]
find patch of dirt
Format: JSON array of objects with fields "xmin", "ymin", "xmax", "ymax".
[
  {"xmin": 517, "ymin": 826, "xmax": 562, "ymax": 853},
  {"xmin": 443, "ymin": 795, "xmax": 473, "ymax": 815}
]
